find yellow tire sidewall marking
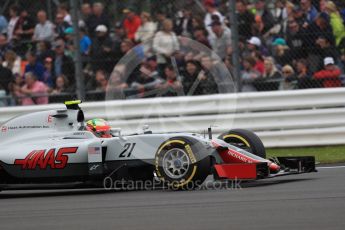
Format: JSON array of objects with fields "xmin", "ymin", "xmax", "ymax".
[
  {"xmin": 157, "ymin": 140, "xmax": 186, "ymax": 153},
  {"xmin": 185, "ymin": 144, "xmax": 196, "ymax": 164},
  {"xmin": 223, "ymin": 134, "xmax": 251, "ymax": 147},
  {"xmin": 155, "ymin": 139, "xmax": 198, "ymax": 187}
]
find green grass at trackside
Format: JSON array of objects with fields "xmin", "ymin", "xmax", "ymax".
[{"xmin": 266, "ymin": 145, "xmax": 345, "ymax": 164}]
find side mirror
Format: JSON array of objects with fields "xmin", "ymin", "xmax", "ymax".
[{"xmin": 111, "ymin": 128, "xmax": 127, "ymax": 141}]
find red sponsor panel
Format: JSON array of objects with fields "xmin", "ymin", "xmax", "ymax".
[
  {"xmin": 218, "ymin": 148, "xmax": 258, "ymax": 164},
  {"xmin": 14, "ymin": 147, "xmax": 78, "ymax": 170},
  {"xmin": 214, "ymin": 164, "xmax": 258, "ymax": 180},
  {"xmin": 216, "ymin": 145, "xmax": 280, "ymax": 173}
]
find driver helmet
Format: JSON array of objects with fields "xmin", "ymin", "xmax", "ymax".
[{"xmin": 86, "ymin": 118, "xmax": 112, "ymax": 138}]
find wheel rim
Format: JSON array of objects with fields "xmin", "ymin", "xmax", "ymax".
[{"xmin": 162, "ymin": 148, "xmax": 190, "ymax": 179}]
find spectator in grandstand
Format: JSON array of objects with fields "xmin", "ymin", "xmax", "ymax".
[
  {"xmin": 160, "ymin": 65, "xmax": 183, "ymax": 96},
  {"xmin": 0, "ymin": 57, "xmax": 14, "ymax": 95},
  {"xmin": 94, "ymin": 69, "xmax": 108, "ymax": 92},
  {"xmin": 106, "ymin": 70, "xmax": 128, "ymax": 96},
  {"xmin": 320, "ymin": 0, "xmax": 327, "ymax": 12},
  {"xmin": 254, "ymin": 0, "xmax": 276, "ymax": 34},
  {"xmin": 252, "ymin": 14, "xmax": 265, "ymax": 37},
  {"xmin": 301, "ymin": 0, "xmax": 319, "ymax": 23},
  {"xmin": 42, "ymin": 57, "xmax": 54, "ymax": 89},
  {"xmin": 24, "ymin": 50, "xmax": 44, "ymax": 82},
  {"xmin": 182, "ymin": 61, "xmax": 217, "ymax": 96},
  {"xmin": 315, "ymin": 35, "xmax": 340, "ymax": 67},
  {"xmin": 292, "ymin": 5, "xmax": 308, "ymax": 27},
  {"xmin": 325, "ymin": 1, "xmax": 345, "ymax": 47},
  {"xmin": 152, "ymin": 19, "xmax": 180, "ymax": 76},
  {"xmin": 90, "ymin": 25, "xmax": 114, "ymax": 73},
  {"xmin": 134, "ymin": 12, "xmax": 157, "ymax": 51},
  {"xmin": 0, "ymin": 13, "xmax": 7, "ymax": 34},
  {"xmin": 279, "ymin": 1, "xmax": 295, "ymax": 33},
  {"xmin": 8, "ymin": 73, "xmax": 23, "ymax": 105},
  {"xmin": 272, "ymin": 0, "xmax": 289, "ymax": 23},
  {"xmin": 286, "ymin": 19, "xmax": 308, "ymax": 61},
  {"xmin": 13, "ymin": 9, "xmax": 34, "ymax": 39},
  {"xmin": 63, "ymin": 27, "xmax": 75, "ymax": 57},
  {"xmin": 37, "ymin": 40, "xmax": 54, "ymax": 63},
  {"xmin": 245, "ymin": 36, "xmax": 265, "ymax": 57},
  {"xmin": 255, "ymin": 57, "xmax": 282, "ymax": 91},
  {"xmin": 174, "ymin": 8, "xmax": 193, "ymax": 37},
  {"xmin": 224, "ymin": 55, "xmax": 233, "ymax": 73},
  {"xmin": 0, "ymin": 34, "xmax": 11, "ymax": 60},
  {"xmin": 252, "ymin": 50, "xmax": 265, "ymax": 74},
  {"xmin": 241, "ymin": 56, "xmax": 261, "ymax": 92},
  {"xmin": 2, "ymin": 50, "xmax": 21, "ymax": 75},
  {"xmin": 182, "ymin": 60, "xmax": 202, "ymax": 95},
  {"xmin": 123, "ymin": 7, "xmax": 142, "ymax": 41},
  {"xmin": 146, "ymin": 55, "xmax": 159, "ymax": 73},
  {"xmin": 305, "ymin": 12, "xmax": 335, "ymax": 73},
  {"xmin": 113, "ymin": 21, "xmax": 126, "ymax": 44},
  {"xmin": 79, "ymin": 27, "xmax": 92, "ymax": 55},
  {"xmin": 7, "ymin": 5, "xmax": 20, "ymax": 43},
  {"xmin": 111, "ymin": 22, "xmax": 127, "ymax": 64},
  {"xmin": 272, "ymin": 38, "xmax": 292, "ymax": 67},
  {"xmin": 209, "ymin": 21, "xmax": 231, "ymax": 60},
  {"xmin": 53, "ymin": 38, "xmax": 75, "ymax": 86},
  {"xmin": 295, "ymin": 59, "xmax": 315, "ymax": 88},
  {"xmin": 236, "ymin": 0, "xmax": 255, "ymax": 40},
  {"xmin": 51, "ymin": 74, "xmax": 72, "ymax": 94},
  {"xmin": 313, "ymin": 57, "xmax": 342, "ymax": 87},
  {"xmin": 55, "ymin": 13, "xmax": 70, "ymax": 38},
  {"xmin": 280, "ymin": 64, "xmax": 297, "ymax": 90},
  {"xmin": 203, "ymin": 0, "xmax": 225, "ymax": 38},
  {"xmin": 62, "ymin": 27, "xmax": 91, "ymax": 57},
  {"xmin": 155, "ymin": 10, "xmax": 168, "ymax": 32},
  {"xmin": 131, "ymin": 62, "xmax": 163, "ymax": 96},
  {"xmin": 57, "ymin": 3, "xmax": 72, "ymax": 25},
  {"xmin": 17, "ymin": 72, "xmax": 48, "ymax": 105},
  {"xmin": 191, "ymin": 16, "xmax": 204, "ymax": 29},
  {"xmin": 199, "ymin": 56, "xmax": 220, "ymax": 94},
  {"xmin": 193, "ymin": 27, "xmax": 211, "ymax": 48},
  {"xmin": 86, "ymin": 2, "xmax": 110, "ymax": 37},
  {"xmin": 32, "ymin": 10, "xmax": 55, "ymax": 42},
  {"xmin": 81, "ymin": 3, "xmax": 92, "ymax": 23}
]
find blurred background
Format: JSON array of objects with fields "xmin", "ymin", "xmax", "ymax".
[{"xmin": 0, "ymin": 0, "xmax": 345, "ymax": 106}]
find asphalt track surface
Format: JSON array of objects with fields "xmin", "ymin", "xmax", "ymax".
[{"xmin": 0, "ymin": 166, "xmax": 345, "ymax": 230}]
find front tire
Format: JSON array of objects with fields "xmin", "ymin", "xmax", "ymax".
[
  {"xmin": 155, "ymin": 137, "xmax": 211, "ymax": 189},
  {"xmin": 218, "ymin": 129, "xmax": 266, "ymax": 158}
]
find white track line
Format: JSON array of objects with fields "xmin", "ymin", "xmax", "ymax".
[{"xmin": 317, "ymin": 166, "xmax": 345, "ymax": 169}]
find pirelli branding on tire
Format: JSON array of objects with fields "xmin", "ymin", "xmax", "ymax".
[{"xmin": 154, "ymin": 137, "xmax": 210, "ymax": 189}]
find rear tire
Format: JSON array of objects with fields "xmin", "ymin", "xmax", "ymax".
[
  {"xmin": 218, "ymin": 129, "xmax": 266, "ymax": 158},
  {"xmin": 154, "ymin": 137, "xmax": 211, "ymax": 190}
]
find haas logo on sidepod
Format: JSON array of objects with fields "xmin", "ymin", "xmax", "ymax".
[{"xmin": 14, "ymin": 147, "xmax": 78, "ymax": 169}]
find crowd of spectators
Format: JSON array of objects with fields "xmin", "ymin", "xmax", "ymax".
[
  {"xmin": 0, "ymin": 0, "xmax": 345, "ymax": 106},
  {"xmin": 235, "ymin": 0, "xmax": 345, "ymax": 91}
]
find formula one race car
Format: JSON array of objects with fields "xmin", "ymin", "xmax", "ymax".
[{"xmin": 0, "ymin": 101, "xmax": 316, "ymax": 191}]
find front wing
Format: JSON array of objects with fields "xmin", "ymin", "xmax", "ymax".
[{"xmin": 214, "ymin": 156, "xmax": 316, "ymax": 180}]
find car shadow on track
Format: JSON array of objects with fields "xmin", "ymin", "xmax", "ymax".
[
  {"xmin": 240, "ymin": 178, "xmax": 316, "ymax": 188},
  {"xmin": 0, "ymin": 188, "xmax": 117, "ymax": 199},
  {"xmin": 0, "ymin": 177, "xmax": 317, "ymax": 199}
]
